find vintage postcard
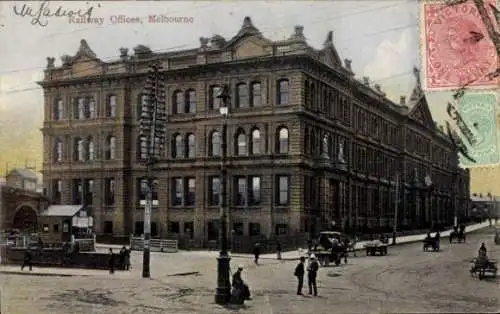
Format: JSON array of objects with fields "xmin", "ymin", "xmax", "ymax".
[{"xmin": 0, "ymin": 1, "xmax": 499, "ymax": 314}]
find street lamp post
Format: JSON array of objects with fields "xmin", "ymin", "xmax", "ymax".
[
  {"xmin": 215, "ymin": 85, "xmax": 231, "ymax": 304},
  {"xmin": 139, "ymin": 64, "xmax": 167, "ymax": 279},
  {"xmin": 392, "ymin": 172, "xmax": 399, "ymax": 245}
]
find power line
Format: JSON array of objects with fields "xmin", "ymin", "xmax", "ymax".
[{"xmin": 0, "ymin": 2, "xmax": 402, "ymax": 76}]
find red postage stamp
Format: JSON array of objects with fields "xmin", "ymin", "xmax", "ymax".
[{"xmin": 421, "ymin": 0, "xmax": 498, "ymax": 90}]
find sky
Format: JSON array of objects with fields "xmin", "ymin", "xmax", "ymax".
[{"xmin": 0, "ymin": 1, "xmax": 493, "ymax": 190}]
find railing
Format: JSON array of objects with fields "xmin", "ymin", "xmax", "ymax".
[{"xmin": 129, "ymin": 236, "xmax": 178, "ymax": 253}]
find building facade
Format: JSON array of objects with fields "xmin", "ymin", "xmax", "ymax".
[
  {"xmin": 39, "ymin": 17, "xmax": 470, "ymax": 245},
  {"xmin": 6, "ymin": 168, "xmax": 42, "ymax": 193}
]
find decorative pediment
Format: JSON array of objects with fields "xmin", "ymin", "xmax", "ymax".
[
  {"xmin": 409, "ymin": 96, "xmax": 435, "ymax": 130},
  {"xmin": 233, "ymin": 36, "xmax": 272, "ymax": 59},
  {"xmin": 225, "ymin": 17, "xmax": 272, "ymax": 51},
  {"xmin": 69, "ymin": 39, "xmax": 102, "ymax": 77},
  {"xmin": 320, "ymin": 31, "xmax": 342, "ymax": 67}
]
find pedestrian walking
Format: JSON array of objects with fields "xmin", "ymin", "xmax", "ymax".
[
  {"xmin": 307, "ymin": 254, "xmax": 319, "ymax": 296},
  {"xmin": 294, "ymin": 256, "xmax": 305, "ymax": 295},
  {"xmin": 21, "ymin": 249, "xmax": 33, "ymax": 271},
  {"xmin": 253, "ymin": 243, "xmax": 260, "ymax": 265},
  {"xmin": 276, "ymin": 241, "xmax": 282, "ymax": 260},
  {"xmin": 124, "ymin": 247, "xmax": 131, "ymax": 271},
  {"xmin": 119, "ymin": 246, "xmax": 127, "ymax": 270},
  {"xmin": 108, "ymin": 248, "xmax": 115, "ymax": 274}
]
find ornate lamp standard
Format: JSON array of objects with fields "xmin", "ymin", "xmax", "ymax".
[{"xmin": 214, "ymin": 84, "xmax": 231, "ymax": 304}]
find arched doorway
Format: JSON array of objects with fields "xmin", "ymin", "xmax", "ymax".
[{"xmin": 12, "ymin": 205, "xmax": 38, "ymax": 234}]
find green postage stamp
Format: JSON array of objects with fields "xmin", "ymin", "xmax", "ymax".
[{"xmin": 459, "ymin": 93, "xmax": 499, "ymax": 167}]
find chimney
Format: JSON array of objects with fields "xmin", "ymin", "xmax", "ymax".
[
  {"xmin": 119, "ymin": 48, "xmax": 129, "ymax": 60},
  {"xmin": 362, "ymin": 77, "xmax": 370, "ymax": 86},
  {"xmin": 400, "ymin": 96, "xmax": 406, "ymax": 106}
]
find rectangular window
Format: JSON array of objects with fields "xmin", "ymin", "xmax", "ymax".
[
  {"xmin": 108, "ymin": 95, "xmax": 117, "ymax": 118},
  {"xmin": 275, "ymin": 224, "xmax": 288, "ymax": 235},
  {"xmin": 237, "ymin": 84, "xmax": 248, "ymax": 108},
  {"xmin": 84, "ymin": 179, "xmax": 94, "ymax": 206},
  {"xmin": 88, "ymin": 97, "xmax": 96, "ymax": 119},
  {"xmin": 176, "ymin": 92, "xmax": 184, "ymax": 114},
  {"xmin": 187, "ymin": 90, "xmax": 196, "ymax": 113},
  {"xmin": 250, "ymin": 82, "xmax": 261, "ymax": 107},
  {"xmin": 185, "ymin": 178, "xmax": 196, "ymax": 206},
  {"xmin": 138, "ymin": 178, "xmax": 147, "ymax": 206},
  {"xmin": 72, "ymin": 179, "xmax": 82, "ymax": 204},
  {"xmin": 277, "ymin": 175, "xmax": 290, "ymax": 206},
  {"xmin": 151, "ymin": 222, "xmax": 158, "ymax": 237},
  {"xmin": 52, "ymin": 179, "xmax": 62, "ymax": 204},
  {"xmin": 105, "ymin": 178, "xmax": 115, "ymax": 206},
  {"xmin": 55, "ymin": 99, "xmax": 64, "ymax": 120},
  {"xmin": 53, "ymin": 224, "xmax": 59, "ymax": 232},
  {"xmin": 207, "ymin": 221, "xmax": 218, "ymax": 241},
  {"xmin": 184, "ymin": 222, "xmax": 194, "ymax": 239},
  {"xmin": 277, "ymin": 80, "xmax": 289, "ymax": 105},
  {"xmin": 77, "ymin": 97, "xmax": 85, "ymax": 120},
  {"xmin": 233, "ymin": 222, "xmax": 244, "ymax": 235},
  {"xmin": 249, "ymin": 222, "xmax": 261, "ymax": 236},
  {"xmin": 104, "ymin": 221, "xmax": 113, "ymax": 234},
  {"xmin": 172, "ymin": 177, "xmax": 183, "ymax": 206},
  {"xmin": 168, "ymin": 221, "xmax": 180, "ymax": 233},
  {"xmin": 210, "ymin": 86, "xmax": 221, "ymax": 110},
  {"xmin": 248, "ymin": 176, "xmax": 261, "ymax": 205},
  {"xmin": 135, "ymin": 221, "xmax": 144, "ymax": 236},
  {"xmin": 235, "ymin": 176, "xmax": 247, "ymax": 206},
  {"xmin": 208, "ymin": 176, "xmax": 220, "ymax": 206}
]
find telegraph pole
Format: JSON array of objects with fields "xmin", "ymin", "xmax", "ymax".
[
  {"xmin": 139, "ymin": 64, "xmax": 167, "ymax": 278},
  {"xmin": 393, "ymin": 172, "xmax": 399, "ymax": 245}
]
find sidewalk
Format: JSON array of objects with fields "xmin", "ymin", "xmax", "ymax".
[
  {"xmin": 231, "ymin": 221, "xmax": 491, "ymax": 261},
  {"xmin": 0, "ymin": 265, "xmax": 132, "ymax": 277}
]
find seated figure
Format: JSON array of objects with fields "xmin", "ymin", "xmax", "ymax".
[{"xmin": 231, "ymin": 265, "xmax": 251, "ymax": 304}]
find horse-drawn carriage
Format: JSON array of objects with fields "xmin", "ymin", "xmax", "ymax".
[
  {"xmin": 423, "ymin": 235, "xmax": 440, "ymax": 252},
  {"xmin": 307, "ymin": 231, "xmax": 353, "ymax": 266},
  {"xmin": 449, "ymin": 225, "xmax": 466, "ymax": 243},
  {"xmin": 470, "ymin": 257, "xmax": 497, "ymax": 279},
  {"xmin": 364, "ymin": 237, "xmax": 388, "ymax": 256}
]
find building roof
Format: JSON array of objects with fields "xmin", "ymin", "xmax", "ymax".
[
  {"xmin": 7, "ymin": 168, "xmax": 40, "ymax": 181},
  {"xmin": 40, "ymin": 205, "xmax": 82, "ymax": 217}
]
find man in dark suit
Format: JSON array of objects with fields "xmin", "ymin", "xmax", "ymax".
[
  {"xmin": 21, "ymin": 249, "xmax": 32, "ymax": 271},
  {"xmin": 294, "ymin": 256, "xmax": 305, "ymax": 295},
  {"xmin": 307, "ymin": 254, "xmax": 319, "ymax": 296}
]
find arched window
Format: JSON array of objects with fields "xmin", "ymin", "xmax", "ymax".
[
  {"xmin": 106, "ymin": 136, "xmax": 116, "ymax": 160},
  {"xmin": 304, "ymin": 127, "xmax": 310, "ymax": 155},
  {"xmin": 73, "ymin": 137, "xmax": 84, "ymax": 161},
  {"xmin": 107, "ymin": 95, "xmax": 117, "ymax": 118},
  {"xmin": 173, "ymin": 134, "xmax": 184, "ymax": 158},
  {"xmin": 236, "ymin": 83, "xmax": 248, "ymax": 108},
  {"xmin": 277, "ymin": 79, "xmax": 289, "ymax": 105},
  {"xmin": 137, "ymin": 94, "xmax": 148, "ymax": 120},
  {"xmin": 138, "ymin": 136, "xmax": 148, "ymax": 160},
  {"xmin": 53, "ymin": 98, "xmax": 63, "ymax": 120},
  {"xmin": 87, "ymin": 137, "xmax": 95, "ymax": 161},
  {"xmin": 186, "ymin": 90, "xmax": 196, "ymax": 113},
  {"xmin": 88, "ymin": 96, "xmax": 96, "ymax": 119},
  {"xmin": 236, "ymin": 130, "xmax": 247, "ymax": 156},
  {"xmin": 251, "ymin": 129, "xmax": 261, "ymax": 155},
  {"xmin": 277, "ymin": 127, "xmax": 289, "ymax": 154},
  {"xmin": 210, "ymin": 131, "xmax": 221, "ymax": 156},
  {"xmin": 173, "ymin": 90, "xmax": 184, "ymax": 114},
  {"xmin": 54, "ymin": 138, "xmax": 63, "ymax": 162},
  {"xmin": 186, "ymin": 134, "xmax": 196, "ymax": 158},
  {"xmin": 250, "ymin": 82, "xmax": 261, "ymax": 107}
]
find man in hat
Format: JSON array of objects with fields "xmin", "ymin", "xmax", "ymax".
[
  {"xmin": 307, "ymin": 254, "xmax": 319, "ymax": 296},
  {"xmin": 294, "ymin": 256, "xmax": 306, "ymax": 295}
]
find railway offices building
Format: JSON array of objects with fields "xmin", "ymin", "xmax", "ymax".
[{"xmin": 39, "ymin": 17, "xmax": 470, "ymax": 245}]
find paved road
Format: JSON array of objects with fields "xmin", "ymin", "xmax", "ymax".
[{"xmin": 0, "ymin": 227, "xmax": 498, "ymax": 313}]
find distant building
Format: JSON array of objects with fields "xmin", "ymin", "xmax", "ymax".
[
  {"xmin": 5, "ymin": 168, "xmax": 43, "ymax": 193},
  {"xmin": 470, "ymin": 193, "xmax": 499, "ymax": 221}
]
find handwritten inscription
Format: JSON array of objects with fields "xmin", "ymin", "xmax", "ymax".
[{"xmin": 12, "ymin": 1, "xmax": 100, "ymax": 27}]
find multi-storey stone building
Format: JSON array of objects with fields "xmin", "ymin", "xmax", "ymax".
[{"xmin": 39, "ymin": 17, "xmax": 470, "ymax": 245}]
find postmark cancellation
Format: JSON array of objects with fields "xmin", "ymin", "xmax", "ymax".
[
  {"xmin": 458, "ymin": 92, "xmax": 500, "ymax": 167},
  {"xmin": 420, "ymin": 0, "xmax": 498, "ymax": 90}
]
